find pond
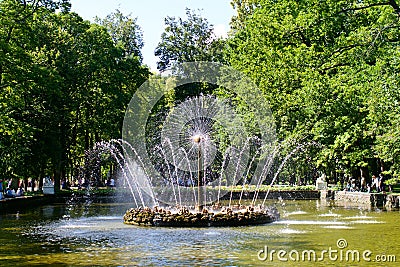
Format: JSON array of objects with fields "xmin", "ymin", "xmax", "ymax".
[{"xmin": 0, "ymin": 197, "xmax": 399, "ymax": 266}]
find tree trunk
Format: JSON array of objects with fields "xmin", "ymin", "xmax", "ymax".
[
  {"xmin": 54, "ymin": 169, "xmax": 61, "ymax": 193},
  {"xmin": 85, "ymin": 129, "xmax": 90, "ymax": 150},
  {"xmin": 39, "ymin": 175, "xmax": 43, "ymax": 191},
  {"xmin": 24, "ymin": 177, "xmax": 28, "ymax": 191},
  {"xmin": 378, "ymin": 158, "xmax": 385, "ymax": 173},
  {"xmin": 360, "ymin": 166, "xmax": 369, "ymax": 184}
]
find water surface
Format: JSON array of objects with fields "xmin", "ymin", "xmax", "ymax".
[{"xmin": 0, "ymin": 198, "xmax": 399, "ymax": 266}]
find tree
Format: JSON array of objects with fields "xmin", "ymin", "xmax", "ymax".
[
  {"xmin": 155, "ymin": 8, "xmax": 226, "ymax": 72},
  {"xmin": 40, "ymin": 11, "xmax": 149, "ymax": 188},
  {"xmin": 0, "ymin": 0, "xmax": 150, "ymax": 190},
  {"xmin": 0, "ymin": 0, "xmax": 70, "ymax": 181},
  {"xmin": 230, "ymin": 0, "xmax": 260, "ymax": 31},
  {"xmin": 226, "ymin": 0, "xmax": 400, "ymax": 181},
  {"xmin": 368, "ymin": 48, "xmax": 400, "ymax": 177},
  {"xmin": 95, "ymin": 9, "xmax": 144, "ymax": 61}
]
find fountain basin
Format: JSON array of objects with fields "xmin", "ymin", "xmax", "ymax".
[{"xmin": 123, "ymin": 206, "xmax": 279, "ymax": 227}]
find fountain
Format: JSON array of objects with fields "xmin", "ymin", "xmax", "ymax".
[{"xmin": 110, "ymin": 62, "xmax": 282, "ymax": 226}]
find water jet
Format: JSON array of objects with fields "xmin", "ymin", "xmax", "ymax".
[
  {"xmin": 116, "ymin": 94, "xmax": 281, "ymax": 227},
  {"xmin": 116, "ymin": 62, "xmax": 284, "ymax": 227}
]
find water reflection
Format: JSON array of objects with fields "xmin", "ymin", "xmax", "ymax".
[{"xmin": 0, "ymin": 199, "xmax": 399, "ymax": 266}]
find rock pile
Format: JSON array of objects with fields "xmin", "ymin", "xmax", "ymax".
[{"xmin": 123, "ymin": 205, "xmax": 279, "ymax": 227}]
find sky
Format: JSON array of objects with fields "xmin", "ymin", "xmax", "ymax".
[{"xmin": 69, "ymin": 0, "xmax": 236, "ymax": 72}]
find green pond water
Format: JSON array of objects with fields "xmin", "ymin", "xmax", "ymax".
[{"xmin": 0, "ymin": 198, "xmax": 399, "ymax": 266}]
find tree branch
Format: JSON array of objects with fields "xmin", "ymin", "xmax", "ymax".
[
  {"xmin": 330, "ymin": 44, "xmax": 364, "ymax": 58},
  {"xmin": 320, "ymin": 62, "xmax": 350, "ymax": 73},
  {"xmin": 283, "ymin": 28, "xmax": 311, "ymax": 47},
  {"xmin": 5, "ymin": 26, "xmax": 14, "ymax": 43},
  {"xmin": 388, "ymin": 0, "xmax": 400, "ymax": 16},
  {"xmin": 315, "ymin": 44, "xmax": 364, "ymax": 71},
  {"xmin": 339, "ymin": 2, "xmax": 391, "ymax": 14}
]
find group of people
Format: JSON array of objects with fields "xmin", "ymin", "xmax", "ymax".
[
  {"xmin": 0, "ymin": 178, "xmax": 25, "ymax": 199},
  {"xmin": 370, "ymin": 174, "xmax": 385, "ymax": 192},
  {"xmin": 345, "ymin": 174, "xmax": 385, "ymax": 193}
]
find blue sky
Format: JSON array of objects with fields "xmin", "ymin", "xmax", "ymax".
[{"xmin": 69, "ymin": 0, "xmax": 235, "ymax": 72}]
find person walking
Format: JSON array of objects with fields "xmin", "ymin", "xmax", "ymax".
[
  {"xmin": 360, "ymin": 176, "xmax": 366, "ymax": 192},
  {"xmin": 371, "ymin": 175, "xmax": 378, "ymax": 192}
]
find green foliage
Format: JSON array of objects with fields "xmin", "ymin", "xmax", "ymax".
[
  {"xmin": 155, "ymin": 8, "xmax": 226, "ymax": 72},
  {"xmin": 95, "ymin": 9, "xmax": 144, "ymax": 61},
  {"xmin": 385, "ymin": 177, "xmax": 400, "ymax": 186},
  {"xmin": 2, "ymin": 0, "xmax": 400, "ymax": 191},
  {"xmin": 0, "ymin": 0, "xmax": 149, "ymax": 188},
  {"xmin": 226, "ymin": 0, "xmax": 400, "ymax": 180}
]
